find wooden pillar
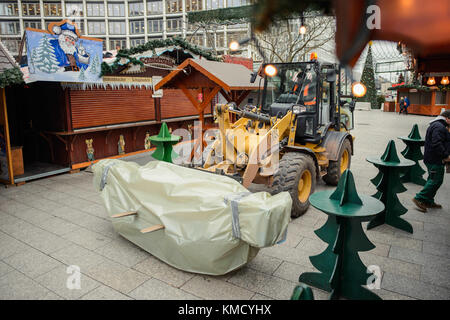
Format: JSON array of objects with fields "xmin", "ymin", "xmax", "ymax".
[
  {"xmin": 0, "ymin": 88, "xmax": 14, "ymax": 185},
  {"xmin": 199, "ymin": 88, "xmax": 205, "ymax": 127},
  {"xmin": 220, "ymin": 89, "xmax": 233, "ymax": 102},
  {"xmin": 155, "ymin": 98, "xmax": 162, "ymax": 122},
  {"xmin": 235, "ymin": 90, "xmax": 251, "ymax": 106},
  {"xmin": 431, "ymin": 90, "xmax": 436, "ymax": 107},
  {"xmin": 64, "ymin": 88, "xmax": 73, "ymax": 132}
]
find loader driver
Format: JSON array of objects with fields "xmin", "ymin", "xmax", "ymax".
[
  {"xmin": 292, "ymin": 70, "xmax": 317, "ymax": 108},
  {"xmin": 300, "ymin": 72, "xmax": 317, "ymax": 107},
  {"xmin": 273, "ymin": 67, "xmax": 317, "ymax": 108}
]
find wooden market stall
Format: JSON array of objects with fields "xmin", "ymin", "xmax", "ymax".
[
  {"xmin": 2, "ymin": 42, "xmax": 224, "ymax": 184},
  {"xmin": 155, "ymin": 58, "xmax": 262, "ymax": 155},
  {"xmin": 1, "ymin": 40, "xmax": 260, "ymax": 185},
  {"xmin": 385, "ymin": 50, "xmax": 450, "ymax": 116},
  {"xmin": 0, "ymin": 41, "xmax": 39, "ymax": 185},
  {"xmin": 155, "ymin": 58, "xmax": 262, "ymax": 126},
  {"xmin": 387, "ymin": 84, "xmax": 449, "ymax": 116},
  {"xmin": 5, "ymin": 72, "xmax": 218, "ymax": 180}
]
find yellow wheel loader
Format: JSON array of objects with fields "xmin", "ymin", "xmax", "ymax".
[{"xmin": 201, "ymin": 59, "xmax": 365, "ymax": 218}]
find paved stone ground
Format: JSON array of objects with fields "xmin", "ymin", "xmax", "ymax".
[{"xmin": 0, "ymin": 110, "xmax": 449, "ymax": 300}]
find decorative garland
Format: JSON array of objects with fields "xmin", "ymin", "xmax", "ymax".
[
  {"xmin": 0, "ymin": 67, "xmax": 24, "ymax": 88},
  {"xmin": 437, "ymin": 84, "xmax": 450, "ymax": 92},
  {"xmin": 101, "ymin": 37, "xmax": 221, "ymax": 76},
  {"xmin": 389, "ymin": 83, "xmax": 450, "ymax": 92},
  {"xmin": 387, "ymin": 84, "xmax": 431, "ymax": 92},
  {"xmin": 187, "ymin": 5, "xmax": 254, "ymax": 24}
]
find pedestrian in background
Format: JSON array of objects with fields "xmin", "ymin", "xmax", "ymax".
[
  {"xmin": 404, "ymin": 96, "xmax": 410, "ymax": 114},
  {"xmin": 399, "ymin": 97, "xmax": 406, "ymax": 114},
  {"xmin": 413, "ymin": 110, "xmax": 450, "ymax": 212}
]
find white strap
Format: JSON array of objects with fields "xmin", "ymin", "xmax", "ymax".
[
  {"xmin": 224, "ymin": 192, "xmax": 251, "ymax": 239},
  {"xmin": 100, "ymin": 163, "xmax": 116, "ymax": 191}
]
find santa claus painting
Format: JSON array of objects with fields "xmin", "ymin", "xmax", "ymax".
[{"xmin": 50, "ymin": 22, "xmax": 90, "ymax": 72}]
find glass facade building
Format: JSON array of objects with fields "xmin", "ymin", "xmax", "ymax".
[{"xmin": 0, "ymin": 0, "xmax": 251, "ymax": 54}]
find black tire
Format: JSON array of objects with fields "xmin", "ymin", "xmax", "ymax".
[
  {"xmin": 272, "ymin": 152, "xmax": 316, "ymax": 218},
  {"xmin": 322, "ymin": 139, "xmax": 352, "ymax": 186}
]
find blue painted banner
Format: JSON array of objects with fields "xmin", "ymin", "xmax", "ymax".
[{"xmin": 26, "ymin": 20, "xmax": 103, "ymax": 83}]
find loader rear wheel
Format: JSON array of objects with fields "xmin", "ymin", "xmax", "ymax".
[
  {"xmin": 322, "ymin": 139, "xmax": 352, "ymax": 186},
  {"xmin": 272, "ymin": 152, "xmax": 316, "ymax": 218}
]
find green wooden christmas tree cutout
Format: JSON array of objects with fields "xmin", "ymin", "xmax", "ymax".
[
  {"xmin": 329, "ymin": 169, "xmax": 363, "ymax": 206},
  {"xmin": 398, "ymin": 124, "xmax": 426, "ymax": 186},
  {"xmin": 366, "ymin": 140, "xmax": 415, "ymax": 233},
  {"xmin": 298, "ymin": 170, "xmax": 384, "ymax": 300},
  {"xmin": 150, "ymin": 122, "xmax": 180, "ymax": 163},
  {"xmin": 291, "ymin": 283, "xmax": 315, "ymax": 300}
]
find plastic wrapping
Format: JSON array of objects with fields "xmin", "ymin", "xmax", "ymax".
[{"xmin": 93, "ymin": 159, "xmax": 292, "ymax": 275}]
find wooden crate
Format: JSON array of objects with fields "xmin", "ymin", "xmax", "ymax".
[{"xmin": 11, "ymin": 146, "xmax": 24, "ymax": 176}]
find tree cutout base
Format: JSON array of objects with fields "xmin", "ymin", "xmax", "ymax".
[
  {"xmin": 298, "ymin": 170, "xmax": 384, "ymax": 300},
  {"xmin": 291, "ymin": 284, "xmax": 315, "ymax": 300},
  {"xmin": 366, "ymin": 140, "xmax": 415, "ymax": 233},
  {"xmin": 398, "ymin": 124, "xmax": 426, "ymax": 186},
  {"xmin": 150, "ymin": 122, "xmax": 180, "ymax": 163}
]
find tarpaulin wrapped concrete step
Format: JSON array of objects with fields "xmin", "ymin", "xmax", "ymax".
[{"xmin": 93, "ymin": 159, "xmax": 292, "ymax": 275}]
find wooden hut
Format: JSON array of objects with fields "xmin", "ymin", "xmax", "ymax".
[
  {"xmin": 387, "ymin": 83, "xmax": 449, "ymax": 116},
  {"xmin": 155, "ymin": 58, "xmax": 262, "ymax": 155},
  {"xmin": 1, "ymin": 46, "xmax": 222, "ymax": 184},
  {"xmin": 0, "ymin": 41, "xmax": 22, "ymax": 185}
]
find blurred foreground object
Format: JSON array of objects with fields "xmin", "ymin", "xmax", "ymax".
[{"xmin": 252, "ymin": 0, "xmax": 450, "ymax": 67}]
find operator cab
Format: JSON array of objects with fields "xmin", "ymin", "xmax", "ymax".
[
  {"xmin": 262, "ymin": 61, "xmax": 320, "ymax": 143},
  {"xmin": 260, "ymin": 56, "xmax": 354, "ymax": 145}
]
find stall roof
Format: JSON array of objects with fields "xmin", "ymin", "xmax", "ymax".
[{"xmin": 155, "ymin": 58, "xmax": 262, "ymax": 92}]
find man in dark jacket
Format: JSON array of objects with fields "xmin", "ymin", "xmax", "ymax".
[
  {"xmin": 413, "ymin": 110, "xmax": 450, "ymax": 212},
  {"xmin": 399, "ymin": 97, "xmax": 405, "ymax": 114},
  {"xmin": 404, "ymin": 96, "xmax": 410, "ymax": 114}
]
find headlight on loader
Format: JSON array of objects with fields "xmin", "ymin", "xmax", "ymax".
[
  {"xmin": 293, "ymin": 105, "xmax": 307, "ymax": 115},
  {"xmin": 352, "ymin": 82, "xmax": 367, "ymax": 98},
  {"xmin": 264, "ymin": 64, "xmax": 278, "ymax": 77}
]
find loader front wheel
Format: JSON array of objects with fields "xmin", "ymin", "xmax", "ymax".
[
  {"xmin": 322, "ymin": 139, "xmax": 352, "ymax": 186},
  {"xmin": 272, "ymin": 152, "xmax": 316, "ymax": 218}
]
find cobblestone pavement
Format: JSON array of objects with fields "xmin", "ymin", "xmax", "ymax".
[{"xmin": 0, "ymin": 110, "xmax": 449, "ymax": 300}]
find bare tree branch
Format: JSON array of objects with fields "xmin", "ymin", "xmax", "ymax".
[{"xmin": 253, "ymin": 15, "xmax": 336, "ymax": 63}]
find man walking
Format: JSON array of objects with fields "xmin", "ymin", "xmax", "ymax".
[
  {"xmin": 413, "ymin": 110, "xmax": 450, "ymax": 212},
  {"xmin": 403, "ymin": 96, "xmax": 410, "ymax": 114},
  {"xmin": 399, "ymin": 97, "xmax": 405, "ymax": 114}
]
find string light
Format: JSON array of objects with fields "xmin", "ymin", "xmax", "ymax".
[
  {"xmin": 299, "ymin": 16, "xmax": 307, "ymax": 35},
  {"xmin": 229, "ymin": 40, "xmax": 239, "ymax": 51},
  {"xmin": 427, "ymin": 77, "xmax": 436, "ymax": 85}
]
